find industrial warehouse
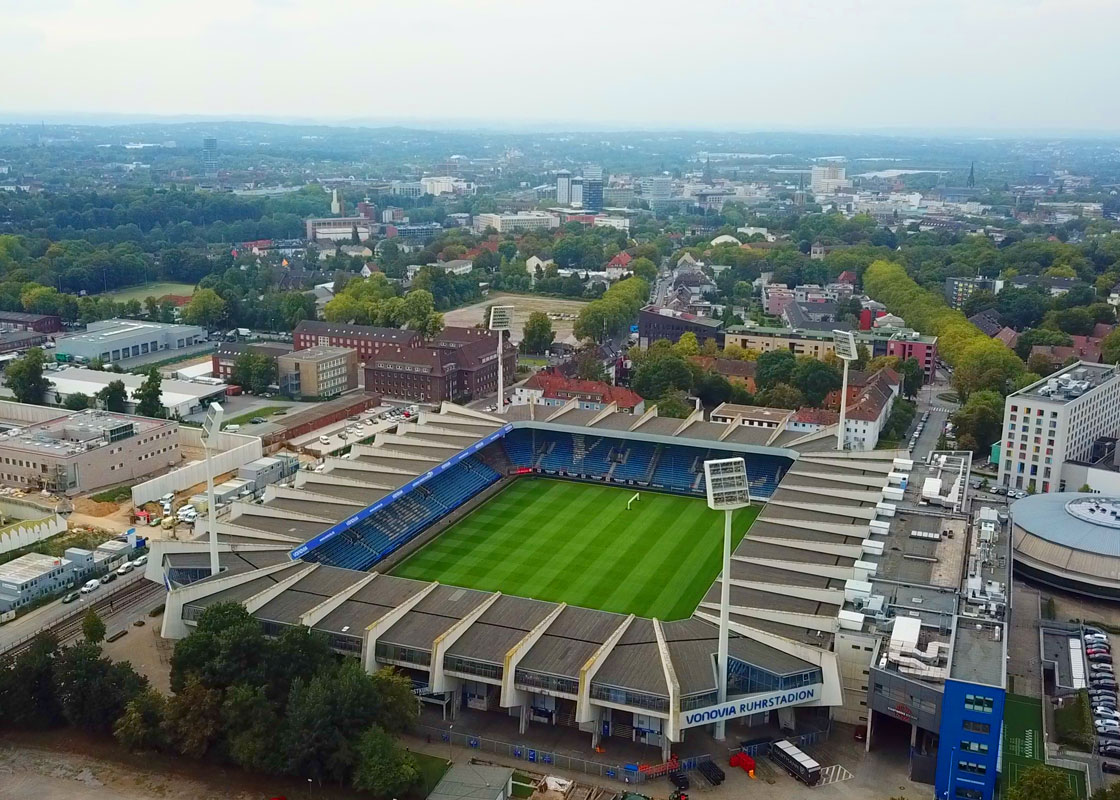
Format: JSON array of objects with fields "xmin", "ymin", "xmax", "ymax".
[{"xmin": 148, "ymin": 402, "xmax": 1009, "ymax": 798}]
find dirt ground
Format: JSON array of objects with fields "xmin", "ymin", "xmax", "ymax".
[
  {"xmin": 442, "ymin": 293, "xmax": 589, "ymax": 345},
  {"xmin": 0, "ymin": 732, "xmax": 366, "ymax": 800},
  {"xmin": 103, "ymin": 613, "xmax": 174, "ymax": 695}
]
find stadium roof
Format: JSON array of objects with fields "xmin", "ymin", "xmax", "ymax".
[{"xmin": 161, "ymin": 400, "xmax": 914, "ymax": 712}]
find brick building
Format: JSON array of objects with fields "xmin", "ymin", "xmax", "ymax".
[
  {"xmin": 212, "ymin": 341, "xmax": 293, "ymax": 381},
  {"xmin": 364, "ymin": 328, "xmax": 516, "ymax": 404},
  {"xmin": 0, "ymin": 311, "xmax": 62, "ymax": 334},
  {"xmin": 293, "ymin": 320, "xmax": 420, "ymax": 364},
  {"xmin": 638, "ymin": 305, "xmax": 723, "ymax": 347}
]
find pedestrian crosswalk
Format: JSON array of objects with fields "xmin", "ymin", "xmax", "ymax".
[
  {"xmin": 818, "ymin": 764, "xmax": 854, "ymax": 786},
  {"xmin": 928, "ymin": 406, "xmax": 956, "ymax": 413}
]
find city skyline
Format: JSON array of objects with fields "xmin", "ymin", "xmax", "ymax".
[{"xmin": 1, "ymin": 0, "xmax": 1118, "ymax": 134}]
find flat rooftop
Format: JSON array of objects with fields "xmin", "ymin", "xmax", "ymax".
[
  {"xmin": 950, "ymin": 619, "xmax": 1005, "ymax": 686},
  {"xmin": 0, "ymin": 408, "xmax": 173, "ymax": 457},
  {"xmin": 59, "ymin": 318, "xmax": 202, "ymax": 346},
  {"xmin": 1013, "ymin": 361, "xmax": 1120, "ymax": 404}
]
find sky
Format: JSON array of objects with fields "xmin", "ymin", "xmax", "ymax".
[{"xmin": 0, "ymin": 0, "xmax": 1117, "ymax": 133}]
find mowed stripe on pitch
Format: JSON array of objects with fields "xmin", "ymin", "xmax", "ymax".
[{"xmin": 390, "ymin": 479, "xmax": 760, "ymax": 619}]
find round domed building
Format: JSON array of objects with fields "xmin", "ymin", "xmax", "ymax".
[{"xmin": 1011, "ymin": 493, "xmax": 1120, "ymax": 598}]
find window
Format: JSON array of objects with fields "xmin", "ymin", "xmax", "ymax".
[
  {"xmin": 964, "ymin": 695, "xmax": 994, "ymax": 713},
  {"xmin": 963, "ymin": 720, "xmax": 990, "ymax": 735},
  {"xmin": 960, "ymin": 740, "xmax": 989, "ymax": 755}
]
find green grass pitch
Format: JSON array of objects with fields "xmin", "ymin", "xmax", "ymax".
[{"xmin": 391, "ymin": 478, "xmax": 760, "ymax": 620}]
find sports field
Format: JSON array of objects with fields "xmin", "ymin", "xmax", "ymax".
[
  {"xmin": 104, "ymin": 281, "xmax": 196, "ymax": 303},
  {"xmin": 391, "ymin": 478, "xmax": 759, "ymax": 620},
  {"xmin": 1001, "ymin": 693, "xmax": 1086, "ymax": 800}
]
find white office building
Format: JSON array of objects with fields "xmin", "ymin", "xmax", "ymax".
[
  {"xmin": 810, "ymin": 165, "xmax": 852, "ymax": 193},
  {"xmin": 556, "ymin": 170, "xmax": 571, "ymax": 204},
  {"xmin": 420, "ymin": 176, "xmax": 456, "ymax": 196},
  {"xmin": 473, "ymin": 212, "xmax": 560, "ymax": 234},
  {"xmin": 998, "ymin": 362, "xmax": 1120, "ymax": 494}
]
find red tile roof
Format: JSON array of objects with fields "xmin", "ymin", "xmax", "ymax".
[
  {"xmin": 523, "ymin": 370, "xmax": 643, "ymax": 409},
  {"xmin": 608, "ymin": 252, "xmax": 633, "ymax": 268},
  {"xmin": 792, "ymin": 407, "xmax": 840, "ymax": 425}
]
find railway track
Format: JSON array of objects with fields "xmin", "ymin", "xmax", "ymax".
[{"xmin": 1, "ymin": 578, "xmax": 164, "ymax": 660}]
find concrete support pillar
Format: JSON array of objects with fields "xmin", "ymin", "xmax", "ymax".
[
  {"xmin": 519, "ymin": 702, "xmax": 529, "ymax": 735},
  {"xmin": 911, "ymin": 721, "xmax": 918, "ymax": 747},
  {"xmin": 661, "ymin": 734, "xmax": 672, "ymax": 761},
  {"xmin": 777, "ymin": 706, "xmax": 796, "ymax": 731}
]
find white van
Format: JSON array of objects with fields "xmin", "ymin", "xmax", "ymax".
[{"xmin": 226, "ymin": 424, "xmax": 241, "ymax": 433}]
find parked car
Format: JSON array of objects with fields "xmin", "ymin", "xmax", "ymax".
[
  {"xmin": 116, "ymin": 561, "xmax": 134, "ymax": 576},
  {"xmin": 159, "ymin": 492, "xmax": 175, "ymax": 503},
  {"xmin": 133, "ymin": 555, "xmax": 148, "ymax": 567},
  {"xmin": 1093, "ymin": 665, "xmax": 1115, "ymax": 673},
  {"xmin": 80, "ymin": 579, "xmax": 99, "ymax": 594},
  {"xmin": 1095, "ymin": 681, "xmax": 1119, "ymax": 691},
  {"xmin": 1104, "ymin": 762, "xmax": 1120, "ymax": 775},
  {"xmin": 61, "ymin": 592, "xmax": 79, "ymax": 604},
  {"xmin": 1100, "ymin": 744, "xmax": 1120, "ymax": 758},
  {"xmin": 249, "ymin": 417, "xmax": 266, "ymax": 424},
  {"xmin": 319, "ymin": 435, "xmax": 330, "ymax": 444},
  {"xmin": 100, "ymin": 572, "xmax": 117, "ymax": 585}
]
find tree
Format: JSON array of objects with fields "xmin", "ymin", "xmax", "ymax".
[
  {"xmin": 693, "ymin": 371, "xmax": 733, "ymax": 407},
  {"xmin": 163, "ymin": 676, "xmax": 223, "ymax": 758},
  {"xmin": 6, "ymin": 347, "xmax": 51, "ymax": 405},
  {"xmin": 181, "ymin": 288, "xmax": 227, "ymax": 328},
  {"xmin": 953, "ymin": 339, "xmax": 1024, "ymax": 400},
  {"xmin": 854, "ymin": 343, "xmax": 872, "ymax": 370},
  {"xmin": 114, "ymin": 689, "xmax": 168, "ymax": 752},
  {"xmin": 231, "ymin": 353, "xmax": 278, "ymax": 395},
  {"xmin": 632, "ymin": 355, "xmax": 693, "ymax": 400},
  {"xmin": 63, "ymin": 392, "xmax": 92, "ymax": 411},
  {"xmin": 368, "ymin": 667, "xmax": 421, "ymax": 734},
  {"xmin": 656, "ymin": 389, "xmax": 693, "ymax": 418},
  {"xmin": 755, "ymin": 382, "xmax": 805, "ymax": 409},
  {"xmin": 791, "ymin": 357, "xmax": 841, "ymax": 407},
  {"xmin": 755, "ymin": 350, "xmax": 796, "ymax": 391},
  {"xmin": 82, "ymin": 608, "xmax": 106, "ymax": 644},
  {"xmin": 52, "ymin": 641, "xmax": 147, "ymax": 732},
  {"xmin": 899, "ymin": 357, "xmax": 923, "ymax": 398},
  {"xmin": 673, "ymin": 332, "xmax": 700, "ymax": 358},
  {"xmin": 1103, "ymin": 326, "xmax": 1120, "ymax": 364},
  {"xmin": 221, "ymin": 683, "xmax": 285, "ymax": 773},
  {"xmin": 521, "ymin": 311, "xmax": 555, "ymax": 354},
  {"xmin": 573, "ymin": 348, "xmax": 606, "ymax": 382},
  {"xmin": 952, "ymin": 390, "xmax": 1005, "ymax": 454},
  {"xmin": 0, "ymin": 633, "xmax": 62, "ymax": 729},
  {"xmin": 630, "ymin": 257, "xmax": 657, "ymax": 282},
  {"xmin": 134, "ymin": 368, "xmax": 163, "ymax": 418},
  {"xmin": 96, "ymin": 380, "xmax": 128, "ymax": 413},
  {"xmin": 1007, "ymin": 765, "xmax": 1076, "ymax": 800},
  {"xmin": 352, "ymin": 725, "xmax": 420, "ymax": 796}
]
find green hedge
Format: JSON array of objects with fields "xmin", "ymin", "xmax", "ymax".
[{"xmin": 1053, "ymin": 690, "xmax": 1093, "ymax": 752}]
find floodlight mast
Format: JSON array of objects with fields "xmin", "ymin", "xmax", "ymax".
[
  {"xmin": 704, "ymin": 457, "xmax": 751, "ymax": 742},
  {"xmin": 489, "ymin": 306, "xmax": 514, "ymax": 415},
  {"xmin": 833, "ymin": 330, "xmax": 857, "ymax": 452},
  {"xmin": 201, "ymin": 402, "xmax": 224, "ymax": 576}
]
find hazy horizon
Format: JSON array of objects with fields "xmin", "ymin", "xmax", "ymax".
[{"xmin": 1, "ymin": 0, "xmax": 1118, "ymax": 134}]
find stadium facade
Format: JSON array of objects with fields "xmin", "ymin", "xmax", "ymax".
[{"xmin": 149, "ymin": 403, "xmax": 1009, "ymax": 799}]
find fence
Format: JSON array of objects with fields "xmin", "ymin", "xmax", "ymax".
[
  {"xmin": 734, "ymin": 723, "xmax": 830, "ymax": 759},
  {"xmin": 131, "ymin": 429, "xmax": 262, "ymax": 505},
  {"xmin": 416, "ymin": 724, "xmax": 646, "ymax": 783}
]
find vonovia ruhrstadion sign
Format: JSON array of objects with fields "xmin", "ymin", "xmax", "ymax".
[{"xmin": 678, "ymin": 684, "xmax": 823, "ymax": 729}]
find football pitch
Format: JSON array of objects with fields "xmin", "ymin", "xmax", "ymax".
[
  {"xmin": 391, "ymin": 478, "xmax": 760, "ymax": 620},
  {"xmin": 1000, "ymin": 693, "xmax": 1086, "ymax": 800}
]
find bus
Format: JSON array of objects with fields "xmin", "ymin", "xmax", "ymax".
[{"xmin": 768, "ymin": 739, "xmax": 821, "ymax": 786}]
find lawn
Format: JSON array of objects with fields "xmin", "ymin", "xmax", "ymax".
[
  {"xmin": 409, "ymin": 751, "xmax": 450, "ymax": 798},
  {"xmin": 104, "ymin": 281, "xmax": 197, "ymax": 303},
  {"xmin": 221, "ymin": 405, "xmax": 292, "ymax": 429},
  {"xmin": 391, "ymin": 478, "xmax": 759, "ymax": 620}
]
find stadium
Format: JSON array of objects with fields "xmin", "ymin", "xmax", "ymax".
[
  {"xmin": 154, "ymin": 401, "xmax": 914, "ymax": 760},
  {"xmin": 1011, "ymin": 492, "xmax": 1120, "ymax": 599}
]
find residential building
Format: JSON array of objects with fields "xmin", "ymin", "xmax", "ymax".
[
  {"xmin": 603, "ymin": 186, "xmax": 635, "ymax": 206},
  {"xmin": 363, "ymin": 328, "xmax": 516, "ymax": 404},
  {"xmin": 998, "ymin": 362, "xmax": 1120, "ymax": 493},
  {"xmin": 0, "ymin": 311, "xmax": 62, "ymax": 334},
  {"xmin": 725, "ymin": 325, "xmax": 938, "ymax": 381},
  {"xmin": 831, "ymin": 368, "xmax": 901, "ymax": 451},
  {"xmin": 0, "ymin": 407, "xmax": 179, "ymax": 494},
  {"xmin": 556, "ymin": 170, "xmax": 571, "ymax": 204},
  {"xmin": 44, "ymin": 368, "xmax": 227, "ymax": 418},
  {"xmin": 689, "ymin": 356, "xmax": 756, "ymax": 392},
  {"xmin": 293, "ymin": 320, "xmax": 421, "ymax": 365},
  {"xmin": 763, "ymin": 283, "xmax": 796, "ymax": 316},
  {"xmin": 569, "ymin": 177, "xmax": 583, "ymax": 206},
  {"xmin": 593, "ymin": 216, "xmax": 630, "ymax": 232},
  {"xmin": 810, "ymin": 165, "xmax": 851, "ymax": 193},
  {"xmin": 944, "ymin": 277, "xmax": 1001, "ymax": 311},
  {"xmin": 473, "ymin": 211, "xmax": 559, "ymax": 234},
  {"xmin": 638, "ymin": 306, "xmax": 723, "ymax": 348},
  {"xmin": 513, "ymin": 370, "xmax": 644, "ymax": 413},
  {"xmin": 967, "ymin": 309, "xmax": 1002, "ymax": 337},
  {"xmin": 386, "ymin": 222, "xmax": 444, "ymax": 243},
  {"xmin": 57, "ymin": 319, "xmax": 207, "ymax": 364},
  {"xmin": 407, "ymin": 259, "xmax": 474, "ymax": 279},
  {"xmin": 640, "ymin": 175, "xmax": 672, "ymax": 200},
  {"xmin": 420, "ymin": 176, "xmax": 456, "ymax": 196},
  {"xmin": 277, "ymin": 346, "xmax": 358, "ymax": 399},
  {"xmin": 201, "ymin": 137, "xmax": 218, "ymax": 175}
]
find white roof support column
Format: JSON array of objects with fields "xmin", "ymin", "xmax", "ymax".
[
  {"xmin": 160, "ymin": 560, "xmax": 300, "ymax": 640},
  {"xmin": 576, "ymin": 614, "xmax": 634, "ymax": 724},
  {"xmin": 362, "ymin": 581, "xmax": 439, "ymax": 673},
  {"xmin": 430, "ymin": 592, "xmax": 502, "ymax": 693},
  {"xmin": 653, "ymin": 619, "xmax": 682, "ymax": 743},
  {"xmin": 500, "ymin": 603, "xmax": 566, "ymax": 708},
  {"xmin": 300, "ymin": 572, "xmax": 379, "ymax": 628}
]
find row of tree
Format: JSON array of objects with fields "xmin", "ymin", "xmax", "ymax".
[
  {"xmin": 0, "ymin": 604, "xmax": 424, "ymax": 795},
  {"xmin": 572, "ymin": 276, "xmax": 649, "ymax": 342},
  {"xmin": 322, "ymin": 276, "xmax": 445, "ymax": 337}
]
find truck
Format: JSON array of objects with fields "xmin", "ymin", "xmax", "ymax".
[{"xmin": 768, "ymin": 740, "xmax": 820, "ymax": 786}]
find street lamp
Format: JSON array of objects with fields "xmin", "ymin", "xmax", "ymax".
[
  {"xmin": 489, "ymin": 306, "xmax": 514, "ymax": 414},
  {"xmin": 703, "ymin": 457, "xmax": 751, "ymax": 742},
  {"xmin": 832, "ymin": 330, "xmax": 857, "ymax": 452},
  {"xmin": 200, "ymin": 402, "xmax": 224, "ymax": 576}
]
